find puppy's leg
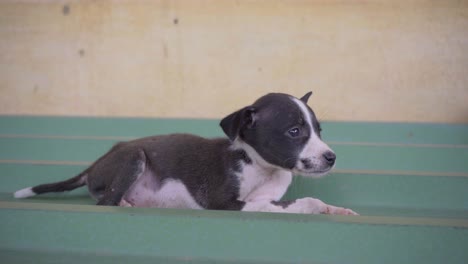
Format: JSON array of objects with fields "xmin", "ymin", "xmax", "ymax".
[
  {"xmin": 96, "ymin": 149, "xmax": 147, "ymax": 206},
  {"xmin": 242, "ymin": 198, "xmax": 358, "ymax": 215}
]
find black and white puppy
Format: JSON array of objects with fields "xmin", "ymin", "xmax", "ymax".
[{"xmin": 14, "ymin": 92, "xmax": 357, "ymax": 215}]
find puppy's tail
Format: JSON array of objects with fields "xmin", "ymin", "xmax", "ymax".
[{"xmin": 14, "ymin": 172, "xmax": 87, "ymax": 199}]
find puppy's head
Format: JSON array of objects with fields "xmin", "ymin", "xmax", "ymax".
[{"xmin": 220, "ymin": 92, "xmax": 335, "ymax": 178}]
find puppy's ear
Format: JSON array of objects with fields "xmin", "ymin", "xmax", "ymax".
[
  {"xmin": 300, "ymin": 91, "xmax": 313, "ymax": 103},
  {"xmin": 220, "ymin": 107, "xmax": 256, "ymax": 141}
]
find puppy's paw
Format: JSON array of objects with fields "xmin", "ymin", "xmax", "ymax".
[
  {"xmin": 336, "ymin": 207, "xmax": 359, "ymax": 216},
  {"xmin": 324, "ymin": 205, "xmax": 359, "ymax": 216},
  {"xmin": 295, "ymin": 198, "xmax": 359, "ymax": 215}
]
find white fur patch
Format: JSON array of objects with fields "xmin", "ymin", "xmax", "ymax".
[
  {"xmin": 14, "ymin": 187, "xmax": 36, "ymax": 199},
  {"xmin": 123, "ymin": 172, "xmax": 202, "ymax": 209},
  {"xmin": 242, "ymin": 198, "xmax": 326, "ymax": 213},
  {"xmin": 232, "ymin": 139, "xmax": 292, "ymax": 202},
  {"xmin": 291, "ymin": 97, "xmax": 334, "ymax": 178}
]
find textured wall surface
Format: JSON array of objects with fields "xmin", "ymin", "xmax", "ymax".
[{"xmin": 0, "ymin": 0, "xmax": 467, "ymax": 123}]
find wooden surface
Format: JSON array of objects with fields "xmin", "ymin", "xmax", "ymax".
[{"xmin": 0, "ymin": 116, "xmax": 467, "ymax": 263}]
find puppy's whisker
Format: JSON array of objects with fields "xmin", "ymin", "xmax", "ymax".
[{"xmin": 281, "ymin": 156, "xmax": 297, "ymax": 168}]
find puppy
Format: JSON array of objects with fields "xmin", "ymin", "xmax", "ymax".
[{"xmin": 15, "ymin": 92, "xmax": 357, "ymax": 215}]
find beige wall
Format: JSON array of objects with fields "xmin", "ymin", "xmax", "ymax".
[{"xmin": 0, "ymin": 0, "xmax": 467, "ymax": 123}]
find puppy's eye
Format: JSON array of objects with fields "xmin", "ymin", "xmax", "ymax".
[{"xmin": 288, "ymin": 127, "xmax": 300, "ymax": 137}]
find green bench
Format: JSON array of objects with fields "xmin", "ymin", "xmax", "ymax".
[{"xmin": 1, "ymin": 116, "xmax": 467, "ymax": 263}]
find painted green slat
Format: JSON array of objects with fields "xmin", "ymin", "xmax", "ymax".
[
  {"xmin": 0, "ymin": 138, "xmax": 115, "ymax": 162},
  {"xmin": 331, "ymin": 144, "xmax": 468, "ymax": 173},
  {"xmin": 0, "ymin": 192, "xmax": 94, "ymax": 205},
  {"xmin": 1, "ymin": 164, "xmax": 467, "ymax": 213},
  {"xmin": 0, "ymin": 206, "xmax": 467, "ymax": 264},
  {"xmin": 0, "ymin": 163, "xmax": 88, "ymax": 191},
  {"xmin": 0, "ymin": 116, "xmax": 222, "ymax": 138},
  {"xmin": 324, "ymin": 121, "xmax": 468, "ymax": 145},
  {"xmin": 1, "ymin": 249, "xmax": 242, "ymax": 264},
  {"xmin": 1, "ymin": 138, "xmax": 467, "ymax": 173},
  {"xmin": 1, "ymin": 116, "xmax": 467, "ymax": 145}
]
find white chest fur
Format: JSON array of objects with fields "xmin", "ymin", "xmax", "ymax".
[
  {"xmin": 237, "ymin": 162, "xmax": 292, "ymax": 202},
  {"xmin": 232, "ymin": 139, "xmax": 293, "ymax": 202}
]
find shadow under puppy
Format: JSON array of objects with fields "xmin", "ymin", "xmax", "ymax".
[{"xmin": 15, "ymin": 92, "xmax": 357, "ymax": 215}]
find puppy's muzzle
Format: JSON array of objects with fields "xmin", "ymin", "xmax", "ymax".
[{"xmin": 300, "ymin": 151, "xmax": 336, "ymax": 169}]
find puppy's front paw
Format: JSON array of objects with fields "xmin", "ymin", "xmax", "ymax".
[
  {"xmin": 336, "ymin": 207, "xmax": 359, "ymax": 216},
  {"xmin": 325, "ymin": 206, "xmax": 359, "ymax": 216},
  {"xmin": 296, "ymin": 198, "xmax": 359, "ymax": 215}
]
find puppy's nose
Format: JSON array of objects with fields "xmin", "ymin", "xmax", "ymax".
[{"xmin": 322, "ymin": 151, "xmax": 336, "ymax": 166}]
